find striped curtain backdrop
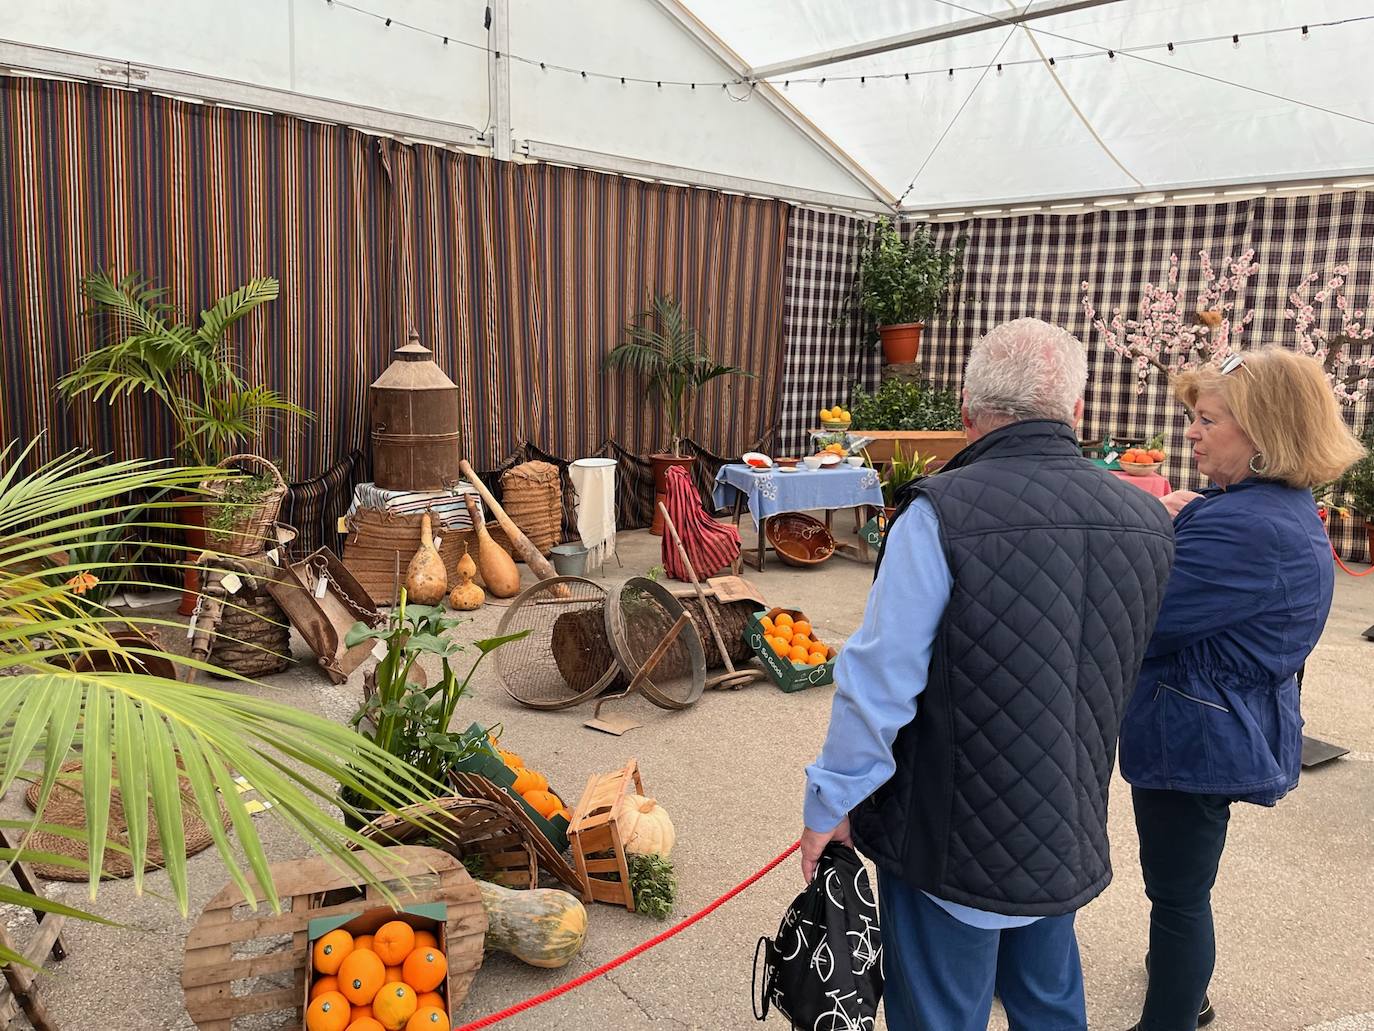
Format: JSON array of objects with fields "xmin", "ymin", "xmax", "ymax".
[
  {"xmin": 0, "ymin": 76, "xmax": 391, "ymax": 477},
  {"xmin": 0, "ymin": 75, "xmax": 788, "ymax": 531},
  {"xmin": 782, "ymin": 194, "xmax": 1374, "ymax": 558},
  {"xmin": 384, "ymin": 141, "xmax": 789, "ymax": 471}
]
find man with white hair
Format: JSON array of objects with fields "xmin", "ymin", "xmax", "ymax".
[{"xmin": 801, "ymin": 318, "xmax": 1175, "ymax": 1029}]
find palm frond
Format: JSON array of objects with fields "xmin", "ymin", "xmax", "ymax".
[
  {"xmin": 196, "ymin": 277, "xmax": 279, "ymax": 347},
  {"xmin": 0, "ymin": 444, "xmax": 445, "ymax": 925}
]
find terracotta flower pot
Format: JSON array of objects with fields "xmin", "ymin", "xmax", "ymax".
[
  {"xmin": 649, "ymin": 453, "xmax": 696, "ymax": 536},
  {"xmin": 175, "ymin": 499, "xmax": 207, "ymax": 616},
  {"xmin": 879, "ymin": 322, "xmax": 924, "ymax": 364}
]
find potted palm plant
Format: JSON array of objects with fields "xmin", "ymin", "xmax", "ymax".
[
  {"xmin": 0, "ymin": 440, "xmax": 446, "ymax": 941},
  {"xmin": 59, "ymin": 271, "xmax": 313, "ymax": 607},
  {"xmin": 856, "ymin": 218, "xmax": 966, "ymax": 365},
  {"xmin": 866, "ymin": 443, "xmax": 938, "ymax": 519},
  {"xmin": 603, "ymin": 293, "xmax": 754, "ymax": 535}
]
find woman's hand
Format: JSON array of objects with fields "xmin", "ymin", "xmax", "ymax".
[{"xmin": 1160, "ymin": 489, "xmax": 1203, "ymax": 518}]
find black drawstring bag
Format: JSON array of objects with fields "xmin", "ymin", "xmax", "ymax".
[{"xmin": 753, "ymin": 843, "xmax": 884, "ymax": 1028}]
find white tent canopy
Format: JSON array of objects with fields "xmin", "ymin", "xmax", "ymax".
[{"xmin": 4, "ymin": 0, "xmax": 1372, "ymax": 213}]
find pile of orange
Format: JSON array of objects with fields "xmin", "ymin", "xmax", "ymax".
[
  {"xmin": 491, "ymin": 735, "xmax": 572, "ymax": 823},
  {"xmin": 759, "ymin": 612, "xmax": 831, "ymax": 668},
  {"xmin": 307, "ymin": 921, "xmax": 449, "ymax": 1031},
  {"xmin": 1120, "ymin": 447, "xmax": 1165, "ymax": 466}
]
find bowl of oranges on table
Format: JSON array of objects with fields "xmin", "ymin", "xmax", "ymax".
[
  {"xmin": 1117, "ymin": 446, "xmax": 1165, "ymax": 476},
  {"xmin": 819, "ymin": 405, "xmax": 852, "ymax": 431}
]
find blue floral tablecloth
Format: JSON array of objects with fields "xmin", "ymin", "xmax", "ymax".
[{"xmin": 712, "ymin": 464, "xmax": 884, "ymax": 528}]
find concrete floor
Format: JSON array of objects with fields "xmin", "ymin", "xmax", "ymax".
[{"xmin": 8, "ymin": 518, "xmax": 1374, "ymax": 1030}]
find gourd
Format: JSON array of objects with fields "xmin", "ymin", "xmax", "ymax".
[
  {"xmin": 448, "ymin": 543, "xmax": 485, "ymax": 610},
  {"xmin": 404, "ymin": 512, "xmax": 448, "ymax": 605},
  {"xmin": 614, "ymin": 794, "xmax": 675, "ymax": 858},
  {"xmin": 477, "ymin": 880, "xmax": 588, "ymax": 969},
  {"xmin": 464, "ymin": 494, "xmax": 521, "ymax": 598}
]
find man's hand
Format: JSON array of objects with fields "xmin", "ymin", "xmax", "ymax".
[
  {"xmin": 800, "ymin": 817, "xmax": 852, "ymax": 883},
  {"xmin": 1160, "ymin": 489, "xmax": 1203, "ymax": 519}
]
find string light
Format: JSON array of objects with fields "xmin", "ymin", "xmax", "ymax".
[{"xmin": 319, "ymin": 2, "xmax": 1369, "ymax": 95}]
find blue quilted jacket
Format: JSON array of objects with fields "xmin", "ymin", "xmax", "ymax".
[{"xmin": 1119, "ymin": 479, "xmax": 1333, "ymax": 805}]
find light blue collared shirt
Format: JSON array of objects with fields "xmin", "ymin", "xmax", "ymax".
[{"xmin": 804, "ymin": 496, "xmax": 1040, "ymax": 930}]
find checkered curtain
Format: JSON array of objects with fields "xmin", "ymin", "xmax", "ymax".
[
  {"xmin": 778, "ymin": 209, "xmax": 881, "ymax": 456},
  {"xmin": 781, "ymin": 192, "xmax": 1374, "ymax": 559}
]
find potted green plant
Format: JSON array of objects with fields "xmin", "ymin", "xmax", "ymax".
[
  {"xmin": 848, "ymin": 375, "xmax": 966, "ymax": 466},
  {"xmin": 1336, "ymin": 422, "xmax": 1374, "ymax": 557},
  {"xmin": 338, "ymin": 593, "xmax": 528, "ymax": 829},
  {"xmin": 867, "ymin": 443, "xmax": 938, "ymax": 518},
  {"xmin": 855, "ymin": 218, "xmax": 966, "ymax": 364},
  {"xmin": 59, "ymin": 271, "xmax": 313, "ymax": 606},
  {"xmin": 603, "ymin": 293, "xmax": 754, "ymax": 535}
]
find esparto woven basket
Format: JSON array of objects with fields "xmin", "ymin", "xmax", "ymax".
[
  {"xmin": 500, "ymin": 461, "xmax": 562, "ymax": 556},
  {"xmin": 202, "ymin": 454, "xmax": 288, "ymax": 556}
]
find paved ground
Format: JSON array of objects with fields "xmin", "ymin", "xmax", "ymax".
[{"xmin": 8, "ymin": 520, "xmax": 1373, "ymax": 1030}]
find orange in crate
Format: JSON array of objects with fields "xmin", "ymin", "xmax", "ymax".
[
  {"xmin": 373, "ymin": 922, "xmax": 416, "ymax": 965},
  {"xmin": 314, "ymin": 930, "xmax": 355, "ymax": 974},
  {"xmin": 402, "ymin": 948, "xmax": 447, "ymax": 992},
  {"xmin": 339, "ymin": 949, "xmax": 386, "ymax": 1005},
  {"xmin": 307, "ymin": 992, "xmax": 351, "ymax": 1031}
]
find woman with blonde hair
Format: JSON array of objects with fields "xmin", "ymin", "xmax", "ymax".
[{"xmin": 1120, "ymin": 347, "xmax": 1365, "ymax": 1030}]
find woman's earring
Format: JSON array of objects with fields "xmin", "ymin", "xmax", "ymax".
[{"xmin": 1249, "ymin": 453, "xmax": 1266, "ymax": 474}]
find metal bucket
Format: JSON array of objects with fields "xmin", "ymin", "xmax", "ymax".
[{"xmin": 549, "ymin": 544, "xmax": 590, "ymax": 576}]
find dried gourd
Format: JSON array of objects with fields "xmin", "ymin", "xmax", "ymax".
[
  {"xmin": 404, "ymin": 512, "xmax": 448, "ymax": 605},
  {"xmin": 614, "ymin": 794, "xmax": 676, "ymax": 858},
  {"xmin": 448, "ymin": 543, "xmax": 485, "ymax": 610}
]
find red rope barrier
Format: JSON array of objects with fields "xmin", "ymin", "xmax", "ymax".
[
  {"xmin": 454, "ymin": 840, "xmax": 801, "ymax": 1030},
  {"xmin": 1333, "ymin": 541, "xmax": 1374, "ymax": 577}
]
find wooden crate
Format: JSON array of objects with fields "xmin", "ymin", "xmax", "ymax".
[
  {"xmin": 567, "ymin": 758, "xmax": 646, "ymax": 911},
  {"xmin": 358, "ymin": 796, "xmax": 539, "ymax": 889},
  {"xmin": 182, "ymin": 845, "xmax": 485, "ymax": 1031}
]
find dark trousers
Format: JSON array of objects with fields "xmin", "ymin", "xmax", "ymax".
[
  {"xmin": 877, "ymin": 872, "xmax": 1086, "ymax": 1030},
  {"xmin": 1132, "ymin": 786, "xmax": 1233, "ymax": 1031}
]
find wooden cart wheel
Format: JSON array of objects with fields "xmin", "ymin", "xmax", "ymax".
[{"xmin": 182, "ymin": 845, "xmax": 485, "ymax": 1030}]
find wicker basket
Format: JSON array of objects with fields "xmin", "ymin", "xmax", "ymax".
[
  {"xmin": 202, "ymin": 454, "xmax": 288, "ymax": 556},
  {"xmin": 500, "ymin": 461, "xmax": 562, "ymax": 556},
  {"xmin": 765, "ymin": 512, "xmax": 836, "ymax": 567},
  {"xmin": 343, "ymin": 507, "xmax": 516, "ymax": 603}
]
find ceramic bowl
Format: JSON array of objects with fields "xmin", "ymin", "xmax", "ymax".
[
  {"xmin": 742, "ymin": 451, "xmax": 773, "ymax": 472},
  {"xmin": 801, "ymin": 455, "xmax": 824, "ymax": 470},
  {"xmin": 845, "ymin": 456, "xmax": 864, "ymax": 468},
  {"xmin": 818, "ymin": 453, "xmax": 842, "ymax": 468}
]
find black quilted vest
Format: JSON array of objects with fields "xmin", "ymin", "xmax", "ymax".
[{"xmin": 851, "ymin": 420, "xmax": 1174, "ymax": 916}]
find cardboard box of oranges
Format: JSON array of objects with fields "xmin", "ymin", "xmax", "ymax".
[
  {"xmin": 305, "ymin": 904, "xmax": 450, "ymax": 1031},
  {"xmin": 743, "ymin": 607, "xmax": 838, "ymax": 693}
]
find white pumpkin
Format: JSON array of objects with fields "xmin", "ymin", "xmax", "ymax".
[{"xmin": 614, "ymin": 794, "xmax": 675, "ymax": 858}]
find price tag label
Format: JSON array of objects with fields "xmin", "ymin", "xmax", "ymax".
[
  {"xmin": 337, "ymin": 516, "xmax": 349, "ymax": 534},
  {"xmin": 1104, "ymin": 450, "xmax": 1120, "ymax": 465},
  {"xmin": 313, "ymin": 573, "xmax": 330, "ymax": 599},
  {"xmin": 220, "ymin": 572, "xmax": 243, "ymax": 595}
]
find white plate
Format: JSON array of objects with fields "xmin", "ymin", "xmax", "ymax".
[
  {"xmin": 741, "ymin": 451, "xmax": 773, "ymax": 470},
  {"xmin": 777, "ymin": 466, "xmax": 801, "ymax": 473},
  {"xmin": 817, "ymin": 453, "xmax": 843, "ymax": 466}
]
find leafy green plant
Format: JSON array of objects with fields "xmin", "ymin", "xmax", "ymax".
[
  {"xmin": 849, "ymin": 377, "xmax": 963, "ymax": 431},
  {"xmin": 628, "ymin": 853, "xmax": 678, "ymax": 919},
  {"xmin": 855, "ymin": 218, "xmax": 966, "ymax": 328},
  {"xmin": 0, "ymin": 441, "xmax": 444, "ymax": 963},
  {"xmin": 59, "ymin": 271, "xmax": 313, "ymax": 466},
  {"xmin": 205, "ymin": 470, "xmax": 277, "ymax": 534},
  {"xmin": 1336, "ymin": 422, "xmax": 1374, "ymax": 516},
  {"xmin": 867, "ymin": 443, "xmax": 938, "ymax": 507},
  {"xmin": 603, "ymin": 293, "xmax": 755, "ymax": 457},
  {"xmin": 344, "ymin": 596, "xmax": 529, "ymax": 787}
]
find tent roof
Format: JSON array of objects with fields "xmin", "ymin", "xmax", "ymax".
[{"xmin": 3, "ymin": 0, "xmax": 1373, "ymax": 213}]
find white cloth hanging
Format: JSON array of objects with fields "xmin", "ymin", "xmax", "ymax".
[{"xmin": 569, "ymin": 457, "xmax": 617, "ymax": 572}]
